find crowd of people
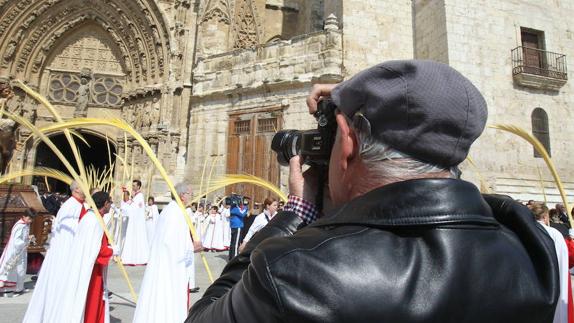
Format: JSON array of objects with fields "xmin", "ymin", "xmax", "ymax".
[
  {"xmin": 0, "ymin": 175, "xmax": 284, "ymax": 322},
  {"xmin": 1, "ymin": 59, "xmax": 573, "ymax": 322},
  {"xmin": 186, "ymin": 197, "xmax": 280, "ymax": 258}
]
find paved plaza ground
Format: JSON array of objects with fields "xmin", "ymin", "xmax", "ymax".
[{"xmin": 0, "ymin": 251, "xmax": 229, "ymax": 322}]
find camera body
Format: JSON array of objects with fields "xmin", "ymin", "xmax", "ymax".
[
  {"xmin": 225, "ymin": 194, "xmax": 248, "ymax": 207},
  {"xmin": 271, "ymin": 99, "xmax": 338, "ymax": 166}
]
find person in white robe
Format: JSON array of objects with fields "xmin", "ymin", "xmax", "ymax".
[
  {"xmin": 239, "ymin": 198, "xmax": 278, "ymax": 252},
  {"xmin": 185, "ymin": 207, "xmax": 199, "ymax": 293},
  {"xmin": 221, "ymin": 203, "xmax": 231, "ymax": 249},
  {"xmin": 121, "ymin": 180, "xmax": 149, "ymax": 265},
  {"xmin": 145, "ymin": 196, "xmax": 159, "ymax": 249},
  {"xmin": 23, "ymin": 181, "xmax": 86, "ymax": 323},
  {"xmin": 187, "ymin": 207, "xmax": 202, "ymax": 247},
  {"xmin": 202, "ymin": 206, "xmax": 226, "ymax": 251},
  {"xmin": 0, "ymin": 209, "xmax": 35, "ymax": 296},
  {"xmin": 115, "ymin": 191, "xmax": 131, "ymax": 253},
  {"xmin": 195, "ymin": 205, "xmax": 207, "ymax": 238},
  {"xmin": 133, "ymin": 183, "xmax": 202, "ymax": 323},
  {"xmin": 52, "ymin": 191, "xmax": 117, "ymax": 323},
  {"xmin": 533, "ymin": 203, "xmax": 570, "ymax": 323}
]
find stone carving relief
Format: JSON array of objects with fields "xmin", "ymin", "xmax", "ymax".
[
  {"xmin": 74, "ymin": 68, "xmax": 92, "ymax": 117},
  {"xmin": 0, "ymin": 0, "xmax": 34, "ymax": 39},
  {"xmin": 1, "ymin": 0, "xmax": 171, "ymax": 85},
  {"xmin": 233, "ymin": 0, "xmax": 263, "ymax": 49},
  {"xmin": 49, "ymin": 29, "xmax": 124, "ymax": 75},
  {"xmin": 199, "ymin": 0, "xmax": 232, "ymax": 56},
  {"xmin": 48, "ymin": 71, "xmax": 124, "ymax": 108},
  {"xmin": 150, "ymin": 97, "xmax": 160, "ymax": 130}
]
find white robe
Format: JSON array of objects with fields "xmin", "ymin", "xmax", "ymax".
[
  {"xmin": 133, "ymin": 200, "xmax": 194, "ymax": 323},
  {"xmin": 121, "ymin": 192, "xmax": 149, "ymax": 265},
  {"xmin": 52, "ymin": 209, "xmax": 111, "ymax": 323},
  {"xmin": 202, "ymin": 213, "xmax": 226, "ymax": 251},
  {"xmin": 23, "ymin": 197, "xmax": 84, "ymax": 323},
  {"xmin": 221, "ymin": 207, "xmax": 231, "ymax": 248},
  {"xmin": 114, "ymin": 202, "xmax": 130, "ymax": 253},
  {"xmin": 187, "ymin": 208, "xmax": 202, "ymax": 243},
  {"xmin": 243, "ymin": 211, "xmax": 274, "ymax": 243},
  {"xmin": 539, "ymin": 221, "xmax": 569, "ymax": 323},
  {"xmin": 0, "ymin": 220, "xmax": 30, "ymax": 292},
  {"xmin": 145, "ymin": 204, "xmax": 159, "ymax": 249}
]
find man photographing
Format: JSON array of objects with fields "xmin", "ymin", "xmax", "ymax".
[{"xmin": 186, "ymin": 60, "xmax": 559, "ymax": 322}]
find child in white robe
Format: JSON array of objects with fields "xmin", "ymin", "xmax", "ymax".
[
  {"xmin": 145, "ymin": 196, "xmax": 160, "ymax": 249},
  {"xmin": 201, "ymin": 206, "xmax": 226, "ymax": 251},
  {"xmin": 0, "ymin": 209, "xmax": 35, "ymax": 296}
]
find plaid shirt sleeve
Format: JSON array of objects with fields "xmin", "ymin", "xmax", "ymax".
[{"xmin": 283, "ymin": 194, "xmax": 319, "ymax": 225}]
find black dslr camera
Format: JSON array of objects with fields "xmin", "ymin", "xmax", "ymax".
[{"xmin": 271, "ymin": 99, "xmax": 338, "ymax": 166}]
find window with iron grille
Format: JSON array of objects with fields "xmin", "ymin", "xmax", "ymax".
[
  {"xmin": 257, "ymin": 118, "xmax": 278, "ymax": 133},
  {"xmin": 234, "ymin": 120, "xmax": 251, "ymax": 134},
  {"xmin": 531, "ymin": 108, "xmax": 551, "ymax": 157}
]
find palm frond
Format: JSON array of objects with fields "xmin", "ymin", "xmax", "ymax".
[
  {"xmin": 465, "ymin": 156, "xmax": 491, "ymax": 193},
  {"xmin": 202, "ymin": 174, "xmax": 288, "ymax": 203},
  {"xmin": 536, "ymin": 166, "xmax": 548, "ymax": 204},
  {"xmin": 0, "ymin": 167, "xmax": 73, "ymax": 186},
  {"xmin": 25, "ymin": 116, "xmax": 215, "ymax": 282},
  {"xmin": 489, "ymin": 124, "xmax": 571, "ymax": 226}
]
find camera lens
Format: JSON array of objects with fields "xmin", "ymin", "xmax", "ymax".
[{"xmin": 271, "ymin": 130, "xmax": 301, "ymax": 166}]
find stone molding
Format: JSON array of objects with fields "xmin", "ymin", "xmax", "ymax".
[
  {"xmin": 513, "ymin": 73, "xmax": 567, "ymax": 91},
  {"xmin": 192, "ymin": 29, "xmax": 343, "ymax": 99},
  {"xmin": 0, "ymin": 0, "xmax": 173, "ymax": 88}
]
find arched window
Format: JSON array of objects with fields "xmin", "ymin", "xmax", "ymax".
[{"xmin": 531, "ymin": 108, "xmax": 551, "ymax": 157}]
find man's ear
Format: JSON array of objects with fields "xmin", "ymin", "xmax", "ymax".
[{"xmin": 335, "ymin": 114, "xmax": 357, "ymax": 169}]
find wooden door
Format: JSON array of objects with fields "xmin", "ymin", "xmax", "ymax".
[
  {"xmin": 226, "ymin": 110, "xmax": 281, "ymax": 204},
  {"xmin": 521, "ymin": 30, "xmax": 543, "ymax": 75}
]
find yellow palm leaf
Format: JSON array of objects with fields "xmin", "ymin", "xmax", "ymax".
[
  {"xmin": 199, "ymin": 174, "xmax": 288, "ymax": 204},
  {"xmin": 0, "ymin": 167, "xmax": 73, "ymax": 186},
  {"xmin": 3, "ymin": 94, "xmax": 138, "ymax": 301},
  {"xmin": 23, "ymin": 116, "xmax": 215, "ymax": 282},
  {"xmin": 489, "ymin": 124, "xmax": 571, "ymax": 226}
]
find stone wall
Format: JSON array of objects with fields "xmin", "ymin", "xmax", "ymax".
[
  {"xmin": 439, "ymin": 0, "xmax": 574, "ymax": 203},
  {"xmin": 414, "ymin": 0, "xmax": 449, "ymax": 63},
  {"xmin": 188, "ymin": 26, "xmax": 343, "ymax": 192},
  {"xmin": 341, "ymin": 0, "xmax": 413, "ymax": 76},
  {"xmin": 192, "ymin": 28, "xmax": 343, "ymax": 98}
]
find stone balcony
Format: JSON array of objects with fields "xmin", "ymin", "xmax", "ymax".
[
  {"xmin": 511, "ymin": 46, "xmax": 568, "ymax": 91},
  {"xmin": 192, "ymin": 28, "xmax": 343, "ymax": 99}
]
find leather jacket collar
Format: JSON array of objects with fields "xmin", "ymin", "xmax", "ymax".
[{"xmin": 311, "ymin": 178, "xmax": 498, "ymax": 228}]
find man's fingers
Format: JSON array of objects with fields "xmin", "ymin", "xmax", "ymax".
[
  {"xmin": 306, "ymin": 84, "xmax": 337, "ymax": 114},
  {"xmin": 288, "ymin": 156, "xmax": 304, "ymax": 197},
  {"xmin": 289, "ymin": 156, "xmax": 303, "ymax": 178}
]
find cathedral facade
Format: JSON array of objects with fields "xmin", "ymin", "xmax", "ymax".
[{"xmin": 1, "ymin": 0, "xmax": 572, "ymax": 203}]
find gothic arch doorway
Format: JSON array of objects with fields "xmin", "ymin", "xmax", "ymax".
[{"xmin": 33, "ymin": 132, "xmax": 116, "ymax": 193}]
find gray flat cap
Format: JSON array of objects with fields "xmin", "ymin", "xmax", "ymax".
[{"xmin": 331, "ymin": 60, "xmax": 487, "ymax": 167}]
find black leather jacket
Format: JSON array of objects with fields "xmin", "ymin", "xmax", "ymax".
[{"xmin": 186, "ymin": 179, "xmax": 558, "ymax": 323}]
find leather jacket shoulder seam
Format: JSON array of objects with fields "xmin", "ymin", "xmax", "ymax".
[
  {"xmin": 260, "ymin": 250, "xmax": 286, "ymax": 315},
  {"xmin": 267, "ymin": 227, "xmax": 370, "ymax": 266}
]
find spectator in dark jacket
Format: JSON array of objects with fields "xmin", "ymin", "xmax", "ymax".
[
  {"xmin": 228, "ymin": 201, "xmax": 248, "ymax": 260},
  {"xmin": 187, "ymin": 60, "xmax": 559, "ymax": 323}
]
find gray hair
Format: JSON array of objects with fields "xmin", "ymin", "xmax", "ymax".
[
  {"xmin": 70, "ymin": 180, "xmax": 81, "ymax": 192},
  {"xmin": 174, "ymin": 182, "xmax": 190, "ymax": 197},
  {"xmin": 345, "ymin": 113, "xmax": 456, "ymax": 183}
]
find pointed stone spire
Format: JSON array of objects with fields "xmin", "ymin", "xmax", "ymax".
[{"xmin": 324, "ymin": 14, "xmax": 339, "ymax": 31}]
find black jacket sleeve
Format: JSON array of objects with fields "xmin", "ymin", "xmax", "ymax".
[{"xmin": 185, "ymin": 211, "xmax": 303, "ymax": 323}]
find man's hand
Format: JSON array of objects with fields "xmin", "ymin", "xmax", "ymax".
[
  {"xmin": 288, "ymin": 156, "xmax": 319, "ymax": 202},
  {"xmin": 193, "ymin": 240, "xmax": 203, "ymax": 253},
  {"xmin": 306, "ymin": 84, "xmax": 337, "ymax": 114}
]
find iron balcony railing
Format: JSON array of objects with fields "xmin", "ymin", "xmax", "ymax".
[{"xmin": 512, "ymin": 46, "xmax": 568, "ymax": 80}]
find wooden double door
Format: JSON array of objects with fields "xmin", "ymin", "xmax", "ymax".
[{"xmin": 226, "ymin": 109, "xmax": 282, "ymax": 204}]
